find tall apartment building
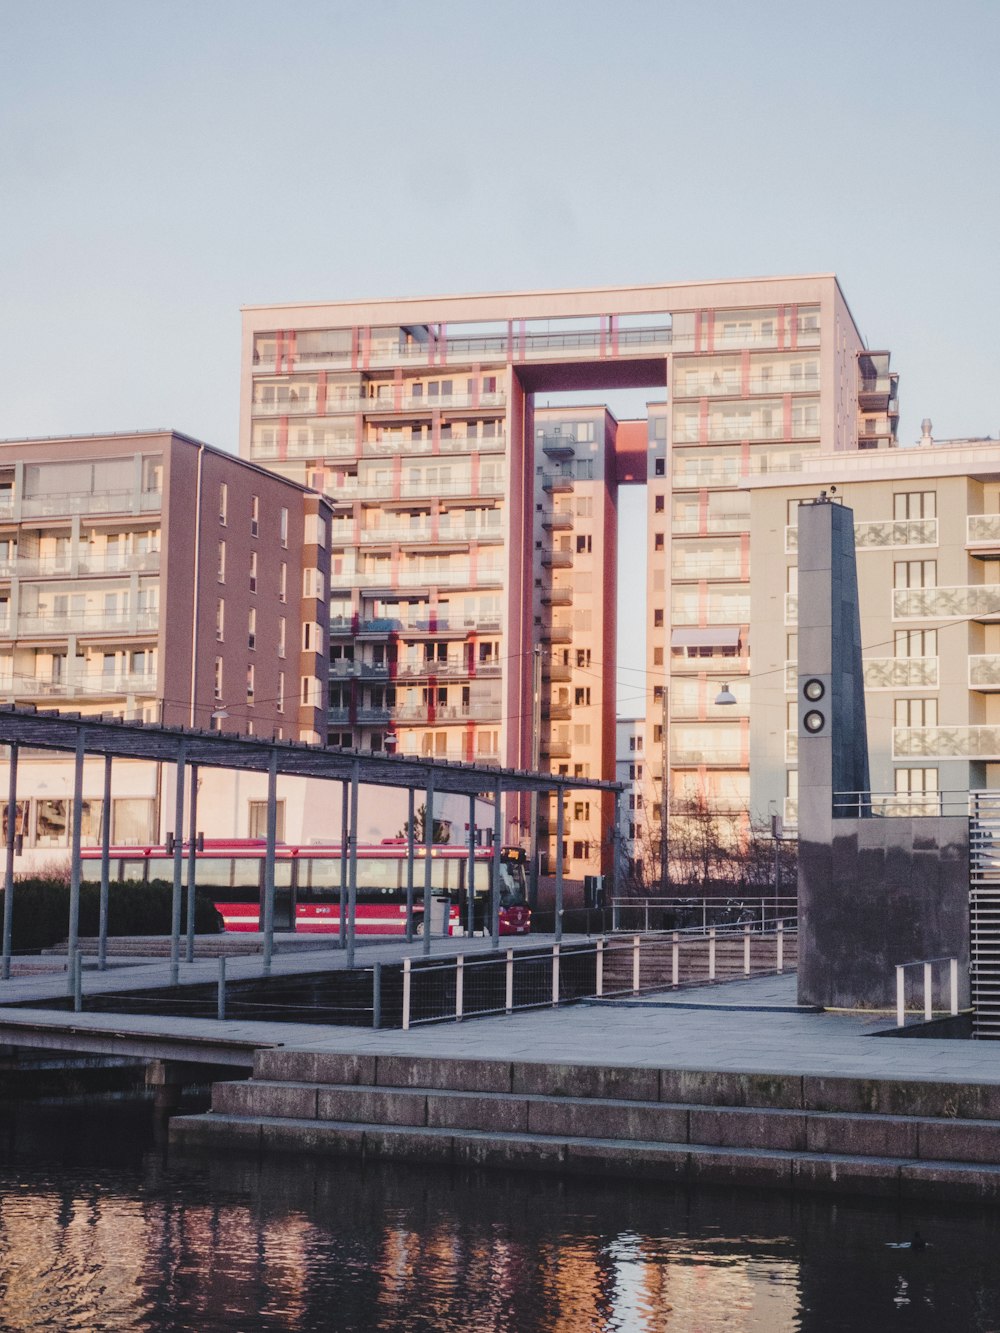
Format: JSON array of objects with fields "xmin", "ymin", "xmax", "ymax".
[
  {"xmin": 239, "ymin": 276, "xmax": 892, "ymax": 882},
  {"xmin": 0, "ymin": 431, "xmax": 331, "ymax": 856},
  {"xmin": 0, "ymin": 431, "xmax": 330, "ymax": 741},
  {"xmin": 747, "ymin": 427, "xmax": 1000, "ymax": 827}
]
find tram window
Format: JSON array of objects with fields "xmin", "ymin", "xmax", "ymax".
[{"xmin": 298, "ymin": 858, "xmax": 341, "ymax": 892}]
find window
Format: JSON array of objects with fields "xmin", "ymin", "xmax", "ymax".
[
  {"xmin": 217, "ymin": 540, "xmax": 226, "ymax": 582},
  {"xmin": 572, "ymin": 841, "xmax": 589, "ymax": 861},
  {"xmin": 248, "ymin": 608, "xmax": 256, "ymax": 651},
  {"xmin": 575, "ymin": 649, "xmax": 591, "ymax": 668},
  {"xmin": 280, "ymin": 507, "xmax": 289, "ymax": 547},
  {"xmin": 894, "ymin": 491, "xmax": 936, "ymax": 520},
  {"xmin": 895, "ymin": 698, "xmax": 938, "ymax": 727},
  {"xmin": 246, "ymin": 664, "xmax": 255, "ymax": 704},
  {"xmin": 576, "ymin": 535, "xmax": 592, "ymax": 554},
  {"xmin": 653, "ymin": 609, "xmax": 664, "ymax": 627},
  {"xmin": 215, "ymin": 599, "xmax": 224, "ymax": 642},
  {"xmin": 218, "ymin": 483, "xmax": 227, "ymax": 524},
  {"xmin": 278, "ymin": 617, "xmax": 286, "ymax": 658},
  {"xmin": 654, "ymin": 533, "xmax": 664, "ymax": 551},
  {"xmin": 653, "ymin": 647, "xmax": 663, "ymax": 666},
  {"xmin": 250, "ymin": 495, "xmax": 259, "ymax": 537},
  {"xmin": 214, "ymin": 657, "xmax": 223, "ymax": 701},
  {"xmin": 276, "ymin": 672, "xmax": 285, "ymax": 713},
  {"xmin": 279, "ymin": 562, "xmax": 287, "ymax": 602},
  {"xmin": 249, "ymin": 552, "xmax": 258, "ymax": 593},
  {"xmin": 654, "ymin": 495, "xmax": 665, "ymax": 513},
  {"xmin": 248, "ymin": 799, "xmax": 285, "ymax": 842},
  {"xmin": 574, "ymin": 687, "xmax": 591, "ymax": 706},
  {"xmin": 894, "ymin": 560, "xmax": 936, "ymax": 589},
  {"xmin": 654, "ymin": 458, "xmax": 665, "ymax": 476},
  {"xmin": 895, "ymin": 629, "xmax": 938, "ymax": 658}
]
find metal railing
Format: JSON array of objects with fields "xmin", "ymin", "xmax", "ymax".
[
  {"xmin": 399, "ymin": 923, "xmax": 795, "ymax": 1028},
  {"xmin": 610, "ymin": 896, "xmax": 797, "ymax": 933},
  {"xmin": 895, "ymin": 956, "xmax": 959, "ymax": 1027}
]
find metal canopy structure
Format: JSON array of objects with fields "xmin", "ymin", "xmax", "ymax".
[
  {"xmin": 1, "ymin": 705, "xmax": 623, "ymax": 990},
  {"xmin": 0, "ymin": 705, "xmax": 619, "ymax": 799}
]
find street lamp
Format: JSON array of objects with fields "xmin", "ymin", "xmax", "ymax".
[{"xmin": 715, "ymin": 683, "xmax": 737, "ymax": 706}]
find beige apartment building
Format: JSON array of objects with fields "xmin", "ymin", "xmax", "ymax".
[
  {"xmin": 238, "ymin": 275, "xmax": 892, "ymax": 885},
  {"xmin": 747, "ymin": 426, "xmax": 1000, "ymax": 827}
]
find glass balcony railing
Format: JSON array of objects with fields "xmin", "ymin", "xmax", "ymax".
[
  {"xmin": 786, "ymin": 517, "xmax": 938, "ymax": 553},
  {"xmin": 968, "ymin": 515, "xmax": 1000, "ymax": 546},
  {"xmin": 12, "ymin": 609, "xmax": 159, "ymax": 635},
  {"xmin": 18, "ymin": 491, "xmax": 162, "ymax": 518},
  {"xmin": 894, "ymin": 726, "xmax": 1000, "ymax": 760},
  {"xmin": 670, "ymin": 745, "xmax": 743, "ymax": 766},
  {"xmin": 970, "ymin": 655, "xmax": 1000, "ymax": 689},
  {"xmin": 787, "ymin": 655, "xmax": 940, "ymax": 690},
  {"xmin": 675, "ymin": 375, "xmax": 819, "ymax": 399},
  {"xmin": 863, "ymin": 657, "xmax": 939, "ymax": 689},
  {"xmin": 893, "ymin": 585, "xmax": 1000, "ymax": 620}
]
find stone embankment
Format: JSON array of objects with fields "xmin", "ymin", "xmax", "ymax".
[{"xmin": 170, "ymin": 1048, "xmax": 1000, "ymax": 1203}]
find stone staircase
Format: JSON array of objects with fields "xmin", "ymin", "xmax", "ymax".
[{"xmin": 170, "ymin": 1049, "xmax": 1000, "ymax": 1203}]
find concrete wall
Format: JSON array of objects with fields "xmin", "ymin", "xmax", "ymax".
[{"xmin": 798, "ymin": 814, "xmax": 970, "ymax": 1009}]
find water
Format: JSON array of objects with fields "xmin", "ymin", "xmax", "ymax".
[{"xmin": 1, "ymin": 1091, "xmax": 1000, "ymax": 1331}]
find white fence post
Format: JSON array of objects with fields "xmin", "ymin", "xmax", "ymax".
[
  {"xmin": 896, "ymin": 964, "xmax": 905, "ymax": 1027},
  {"xmin": 672, "ymin": 931, "xmax": 679, "ymax": 988},
  {"xmin": 455, "ymin": 954, "xmax": 464, "ymax": 1021},
  {"xmin": 632, "ymin": 934, "xmax": 641, "ymax": 994},
  {"xmin": 744, "ymin": 924, "xmax": 751, "ymax": 976},
  {"xmin": 402, "ymin": 956, "xmax": 412, "ymax": 1031},
  {"xmin": 551, "ymin": 942, "xmax": 560, "ymax": 1007},
  {"xmin": 505, "ymin": 948, "xmax": 514, "ymax": 1014},
  {"xmin": 924, "ymin": 960, "xmax": 932, "ymax": 1022},
  {"xmin": 596, "ymin": 938, "xmax": 604, "ymax": 997},
  {"xmin": 709, "ymin": 927, "xmax": 716, "ymax": 982},
  {"xmin": 777, "ymin": 921, "xmax": 784, "ymax": 974},
  {"xmin": 950, "ymin": 957, "xmax": 959, "ymax": 1016}
]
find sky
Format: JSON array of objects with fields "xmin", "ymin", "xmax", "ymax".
[{"xmin": 2, "ymin": 0, "xmax": 998, "ymax": 713}]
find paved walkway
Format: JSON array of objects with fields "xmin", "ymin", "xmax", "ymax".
[{"xmin": 1, "ymin": 964, "xmax": 998, "ymax": 1087}]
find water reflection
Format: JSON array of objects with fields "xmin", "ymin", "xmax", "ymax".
[{"xmin": 0, "ymin": 1096, "xmax": 998, "ymax": 1331}]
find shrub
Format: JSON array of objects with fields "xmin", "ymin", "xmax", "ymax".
[{"xmin": 1, "ymin": 878, "xmax": 223, "ymax": 952}]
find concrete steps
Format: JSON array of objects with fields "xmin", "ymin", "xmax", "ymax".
[{"xmin": 169, "ymin": 1050, "xmax": 1000, "ymax": 1202}]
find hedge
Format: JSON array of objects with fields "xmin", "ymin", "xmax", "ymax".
[{"xmin": 1, "ymin": 878, "xmax": 224, "ymax": 952}]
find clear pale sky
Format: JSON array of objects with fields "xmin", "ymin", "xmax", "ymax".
[{"xmin": 2, "ymin": 0, "xmax": 998, "ymax": 711}]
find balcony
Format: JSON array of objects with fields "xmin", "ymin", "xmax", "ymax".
[
  {"xmin": 671, "ymin": 558, "xmax": 743, "ymax": 582},
  {"xmin": 785, "ymin": 517, "xmax": 937, "ymax": 554},
  {"xmin": 542, "ymin": 702, "xmax": 572, "ymax": 722},
  {"xmin": 858, "ymin": 375, "xmax": 896, "ymax": 411},
  {"xmin": 18, "ymin": 490, "xmax": 162, "ymax": 519},
  {"xmin": 863, "ymin": 657, "xmax": 939, "ymax": 689},
  {"xmin": 541, "ymin": 587, "xmax": 573, "ymax": 606},
  {"xmin": 968, "ymin": 515, "xmax": 1000, "ymax": 551},
  {"xmin": 894, "ymin": 726, "xmax": 1000, "ymax": 760},
  {"xmin": 77, "ymin": 551, "xmax": 161, "ymax": 576},
  {"xmin": 541, "ymin": 740, "xmax": 572, "ymax": 760},
  {"xmin": 893, "ymin": 585, "xmax": 1000, "ymax": 621},
  {"xmin": 542, "ymin": 625, "xmax": 573, "ymax": 644},
  {"xmin": 1, "ymin": 672, "xmax": 158, "ymax": 701},
  {"xmin": 544, "ymin": 662, "xmax": 572, "ymax": 682},
  {"xmin": 542, "ymin": 473, "xmax": 575, "ymax": 494},
  {"xmin": 541, "ymin": 510, "xmax": 573, "ymax": 530},
  {"xmin": 670, "ymin": 744, "xmax": 743, "ymax": 766},
  {"xmin": 671, "ymin": 515, "xmax": 749, "ymax": 536},
  {"xmin": 970, "ymin": 655, "xmax": 1000, "ymax": 690},
  {"xmin": 540, "ymin": 434, "xmax": 576, "ymax": 460},
  {"xmin": 541, "ymin": 549, "xmax": 573, "ymax": 568},
  {"xmin": 12, "ymin": 609, "xmax": 159, "ymax": 637}
]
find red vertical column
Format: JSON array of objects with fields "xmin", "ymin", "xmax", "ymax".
[
  {"xmin": 706, "ymin": 311, "xmax": 715, "ymax": 353},
  {"xmin": 286, "ymin": 330, "xmax": 297, "ymax": 371},
  {"xmin": 777, "ymin": 308, "xmax": 787, "ymax": 352},
  {"xmin": 361, "ymin": 328, "xmax": 371, "ymax": 372},
  {"xmin": 789, "ymin": 304, "xmax": 799, "ymax": 350},
  {"xmin": 317, "ymin": 373, "xmax": 327, "ymax": 416},
  {"xmin": 741, "ymin": 348, "xmax": 750, "ymax": 396}
]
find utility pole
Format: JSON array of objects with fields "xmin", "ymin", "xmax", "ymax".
[{"xmin": 659, "ymin": 685, "xmax": 669, "ymax": 894}]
